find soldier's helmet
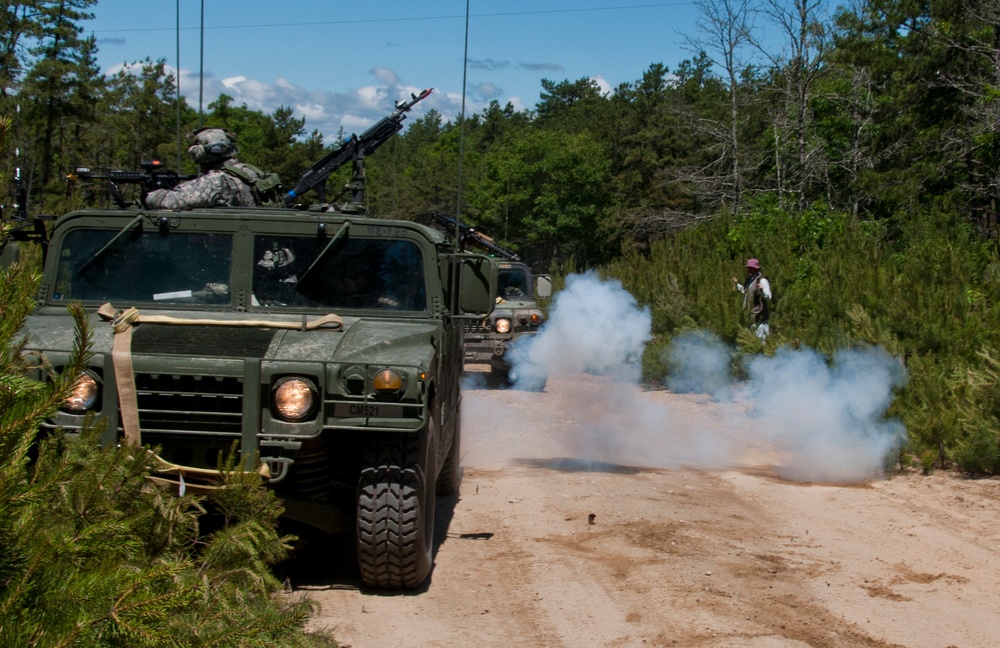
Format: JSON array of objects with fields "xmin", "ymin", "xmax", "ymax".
[{"xmin": 188, "ymin": 128, "xmax": 238, "ymax": 166}]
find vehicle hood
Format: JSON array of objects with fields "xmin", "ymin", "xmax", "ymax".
[
  {"xmin": 21, "ymin": 306, "xmax": 441, "ymax": 367},
  {"xmin": 494, "ymin": 297, "xmax": 540, "ymax": 310}
]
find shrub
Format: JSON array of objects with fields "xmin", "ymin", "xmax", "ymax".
[{"xmin": 0, "ymin": 224, "xmax": 334, "ymax": 647}]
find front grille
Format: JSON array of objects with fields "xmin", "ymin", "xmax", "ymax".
[
  {"xmin": 135, "ymin": 373, "xmax": 243, "ymax": 435},
  {"xmin": 464, "ymin": 321, "xmax": 539, "ymax": 335},
  {"xmin": 132, "ymin": 324, "xmax": 276, "ymax": 358},
  {"xmin": 464, "ymin": 321, "xmax": 491, "ymax": 334}
]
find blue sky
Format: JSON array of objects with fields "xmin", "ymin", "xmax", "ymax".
[{"xmin": 86, "ymin": 1, "xmax": 711, "ymax": 142}]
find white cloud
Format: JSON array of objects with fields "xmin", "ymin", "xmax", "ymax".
[
  {"xmin": 591, "ymin": 75, "xmax": 612, "ymax": 96},
  {"xmin": 370, "ymin": 67, "xmax": 400, "ymax": 86},
  {"xmin": 507, "ymin": 96, "xmax": 526, "ymax": 111},
  {"xmin": 355, "ymin": 85, "xmax": 384, "ymax": 109},
  {"xmin": 295, "ymin": 102, "xmax": 328, "ymax": 123},
  {"xmin": 473, "ymin": 82, "xmax": 501, "ymax": 101},
  {"xmin": 341, "ymin": 114, "xmax": 371, "ymax": 131},
  {"xmin": 180, "ymin": 70, "xmax": 455, "ymax": 142},
  {"xmin": 221, "ymin": 75, "xmax": 247, "ymax": 89},
  {"xmin": 102, "ymin": 64, "xmax": 521, "ymax": 143}
]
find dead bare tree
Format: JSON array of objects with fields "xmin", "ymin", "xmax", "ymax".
[
  {"xmin": 754, "ymin": 0, "xmax": 831, "ymax": 211},
  {"xmin": 685, "ymin": 0, "xmax": 761, "ymax": 216}
]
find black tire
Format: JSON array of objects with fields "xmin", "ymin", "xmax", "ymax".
[
  {"xmin": 436, "ymin": 413, "xmax": 461, "ymax": 495},
  {"xmin": 488, "ymin": 365, "xmax": 512, "ymax": 389},
  {"xmin": 356, "ymin": 433, "xmax": 435, "ymax": 589}
]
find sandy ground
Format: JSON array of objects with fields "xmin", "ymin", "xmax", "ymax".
[{"xmin": 287, "ymin": 373, "xmax": 1000, "ymax": 648}]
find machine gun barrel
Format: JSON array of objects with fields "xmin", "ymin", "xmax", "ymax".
[
  {"xmin": 429, "ymin": 211, "xmax": 519, "ymax": 261},
  {"xmin": 69, "ymin": 160, "xmax": 196, "ymax": 187},
  {"xmin": 283, "ymin": 88, "xmax": 433, "ymax": 207}
]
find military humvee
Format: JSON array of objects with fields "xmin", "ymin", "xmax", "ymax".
[
  {"xmin": 425, "ymin": 212, "xmax": 552, "ymax": 390},
  {"xmin": 463, "ymin": 259, "xmax": 551, "ymax": 389},
  {"xmin": 16, "ymin": 205, "xmax": 497, "ymax": 590}
]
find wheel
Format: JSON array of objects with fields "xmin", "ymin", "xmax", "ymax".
[
  {"xmin": 488, "ymin": 365, "xmax": 512, "ymax": 389},
  {"xmin": 436, "ymin": 412, "xmax": 461, "ymax": 495},
  {"xmin": 356, "ymin": 433, "xmax": 435, "ymax": 589}
]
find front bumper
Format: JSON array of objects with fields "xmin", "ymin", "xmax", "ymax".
[{"xmin": 463, "ymin": 333, "xmax": 512, "ymax": 363}]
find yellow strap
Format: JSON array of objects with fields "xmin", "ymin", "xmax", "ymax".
[
  {"xmin": 96, "ymin": 302, "xmax": 342, "ymax": 445},
  {"xmin": 111, "ymin": 318, "xmax": 141, "ymax": 446},
  {"xmin": 97, "ymin": 302, "xmax": 343, "ymax": 331},
  {"xmin": 96, "ymin": 304, "xmax": 142, "ymax": 445},
  {"xmin": 146, "ymin": 450, "xmax": 270, "ymax": 495},
  {"xmin": 149, "ymin": 451, "xmax": 270, "ymax": 478}
]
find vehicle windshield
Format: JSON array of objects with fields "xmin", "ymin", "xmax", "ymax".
[
  {"xmin": 50, "ymin": 227, "xmax": 428, "ymax": 311},
  {"xmin": 54, "ymin": 229, "xmax": 234, "ymax": 304},
  {"xmin": 498, "ymin": 266, "xmax": 531, "ymax": 300},
  {"xmin": 252, "ymin": 234, "xmax": 427, "ymax": 311}
]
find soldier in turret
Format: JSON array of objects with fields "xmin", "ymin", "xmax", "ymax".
[{"xmin": 144, "ymin": 128, "xmax": 278, "ymax": 210}]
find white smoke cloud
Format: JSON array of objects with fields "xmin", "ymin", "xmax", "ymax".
[
  {"xmin": 469, "ymin": 272, "xmax": 907, "ymax": 484},
  {"xmin": 664, "ymin": 330, "xmax": 733, "ymax": 399},
  {"xmin": 739, "ymin": 346, "xmax": 907, "ymax": 482},
  {"xmin": 507, "ymin": 271, "xmax": 651, "ymax": 388}
]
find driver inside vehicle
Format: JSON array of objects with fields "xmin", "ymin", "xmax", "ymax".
[
  {"xmin": 331, "ymin": 264, "xmax": 400, "ymax": 309},
  {"xmin": 498, "ymin": 272, "xmax": 528, "ymax": 301}
]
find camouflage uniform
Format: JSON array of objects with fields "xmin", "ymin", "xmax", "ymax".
[
  {"xmin": 145, "ymin": 128, "xmax": 275, "ymax": 210},
  {"xmin": 145, "ymin": 160, "xmax": 263, "ymax": 210}
]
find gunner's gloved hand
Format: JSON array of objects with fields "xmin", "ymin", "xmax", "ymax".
[{"xmin": 139, "ymin": 179, "xmax": 157, "ymax": 208}]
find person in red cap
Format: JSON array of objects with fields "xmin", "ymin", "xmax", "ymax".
[{"xmin": 732, "ymin": 258, "xmax": 772, "ymax": 339}]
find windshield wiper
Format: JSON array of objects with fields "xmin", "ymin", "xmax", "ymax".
[
  {"xmin": 76, "ymin": 214, "xmax": 145, "ymax": 276},
  {"xmin": 295, "ymin": 220, "xmax": 350, "ymax": 288}
]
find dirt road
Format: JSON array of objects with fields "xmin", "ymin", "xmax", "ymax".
[{"xmin": 292, "ymin": 373, "xmax": 1000, "ymax": 648}]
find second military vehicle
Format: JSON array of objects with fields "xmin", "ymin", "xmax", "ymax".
[{"xmin": 429, "ymin": 213, "xmax": 551, "ymax": 389}]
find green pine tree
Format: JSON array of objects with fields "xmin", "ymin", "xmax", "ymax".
[{"xmin": 0, "ymin": 224, "xmax": 335, "ymax": 647}]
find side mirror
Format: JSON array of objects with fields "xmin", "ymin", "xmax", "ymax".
[
  {"xmin": 459, "ymin": 256, "xmax": 497, "ymax": 316},
  {"xmin": 534, "ymin": 274, "xmax": 552, "ymax": 299},
  {"xmin": 0, "ymin": 241, "xmax": 21, "ymax": 268}
]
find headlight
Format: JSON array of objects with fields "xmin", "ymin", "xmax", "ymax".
[
  {"xmin": 495, "ymin": 318, "xmax": 512, "ymax": 334},
  {"xmin": 372, "ymin": 369, "xmax": 404, "ymax": 396},
  {"xmin": 272, "ymin": 377, "xmax": 317, "ymax": 421},
  {"xmin": 64, "ymin": 371, "xmax": 99, "ymax": 412}
]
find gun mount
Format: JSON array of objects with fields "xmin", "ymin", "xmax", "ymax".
[
  {"xmin": 429, "ymin": 211, "xmax": 520, "ymax": 260},
  {"xmin": 64, "ymin": 89, "xmax": 431, "ymax": 216},
  {"xmin": 284, "ymin": 88, "xmax": 433, "ymax": 210}
]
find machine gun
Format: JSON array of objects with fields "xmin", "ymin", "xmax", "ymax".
[
  {"xmin": 283, "ymin": 87, "xmax": 433, "ymax": 209},
  {"xmin": 68, "ymin": 160, "xmax": 198, "ymax": 208},
  {"xmin": 428, "ymin": 211, "xmax": 519, "ymax": 261}
]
